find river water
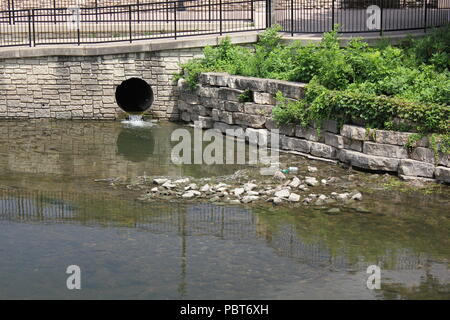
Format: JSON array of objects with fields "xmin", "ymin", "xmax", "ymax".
[{"xmin": 0, "ymin": 119, "xmax": 448, "ymax": 299}]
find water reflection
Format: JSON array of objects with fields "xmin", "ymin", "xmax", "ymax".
[
  {"xmin": 0, "ymin": 188, "xmax": 448, "ymax": 299},
  {"xmin": 0, "ymin": 119, "xmax": 448, "ymax": 299},
  {"xmin": 0, "ymin": 120, "xmax": 246, "ymax": 188},
  {"xmin": 116, "ymin": 127, "xmax": 155, "ymax": 163}
]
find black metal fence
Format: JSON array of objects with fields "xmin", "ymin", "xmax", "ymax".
[
  {"xmin": 0, "ymin": 0, "xmax": 267, "ymax": 47},
  {"xmin": 277, "ymin": 0, "xmax": 450, "ymax": 34},
  {"xmin": 0, "ymin": 0, "xmax": 449, "ymax": 48}
]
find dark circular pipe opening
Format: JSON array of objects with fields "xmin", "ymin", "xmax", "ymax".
[{"xmin": 115, "ymin": 78, "xmax": 154, "ymax": 113}]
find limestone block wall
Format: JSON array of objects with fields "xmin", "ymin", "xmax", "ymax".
[
  {"xmin": 177, "ymin": 72, "xmax": 450, "ymax": 183},
  {"xmin": 0, "ymin": 48, "xmax": 203, "ymax": 120}
]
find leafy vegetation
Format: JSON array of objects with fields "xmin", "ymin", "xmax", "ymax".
[{"xmin": 175, "ymin": 24, "xmax": 450, "ymax": 142}]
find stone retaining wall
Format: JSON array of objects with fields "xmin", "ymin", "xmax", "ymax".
[
  {"xmin": 0, "ymin": 48, "xmax": 203, "ymax": 120},
  {"xmin": 0, "ymin": 33, "xmax": 259, "ymax": 120},
  {"xmin": 177, "ymin": 72, "xmax": 450, "ymax": 183}
]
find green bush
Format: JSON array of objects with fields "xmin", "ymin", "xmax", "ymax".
[
  {"xmin": 176, "ymin": 25, "xmax": 450, "ymax": 135},
  {"xmin": 273, "ymin": 81, "xmax": 450, "ymax": 135},
  {"xmin": 401, "ymin": 24, "xmax": 450, "ymax": 71}
]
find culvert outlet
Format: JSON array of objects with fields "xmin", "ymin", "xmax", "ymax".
[{"xmin": 115, "ymin": 78, "xmax": 154, "ymax": 113}]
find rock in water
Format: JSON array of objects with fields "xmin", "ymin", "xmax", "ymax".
[
  {"xmin": 273, "ymin": 171, "xmax": 286, "ymax": 180},
  {"xmin": 174, "ymin": 178, "xmax": 190, "ymax": 184},
  {"xmin": 305, "ymin": 177, "xmax": 319, "ymax": 186},
  {"xmin": 289, "ymin": 177, "xmax": 301, "ymax": 188},
  {"xmin": 161, "ymin": 181, "xmax": 176, "ymax": 189},
  {"xmin": 243, "ymin": 183, "xmax": 258, "ymax": 192},
  {"xmin": 288, "ymin": 193, "xmax": 301, "ymax": 202},
  {"xmin": 232, "ymin": 188, "xmax": 245, "ymax": 197},
  {"xmin": 274, "ymin": 189, "xmax": 290, "ymax": 198},
  {"xmin": 326, "ymin": 208, "xmax": 341, "ymax": 214},
  {"xmin": 153, "ymin": 178, "xmax": 168, "ymax": 185},
  {"xmin": 351, "ymin": 192, "xmax": 363, "ymax": 201},
  {"xmin": 273, "ymin": 197, "xmax": 283, "ymax": 205},
  {"xmin": 337, "ymin": 193, "xmax": 349, "ymax": 201},
  {"xmin": 185, "ymin": 183, "xmax": 198, "ymax": 190},
  {"xmin": 242, "ymin": 195, "xmax": 259, "ymax": 203},
  {"xmin": 182, "ymin": 191, "xmax": 196, "ymax": 199}
]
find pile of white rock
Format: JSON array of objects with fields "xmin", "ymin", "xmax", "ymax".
[{"xmin": 141, "ymin": 167, "xmax": 363, "ymax": 207}]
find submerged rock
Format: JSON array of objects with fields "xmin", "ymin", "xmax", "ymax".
[
  {"xmin": 242, "ymin": 195, "xmax": 259, "ymax": 203},
  {"xmin": 351, "ymin": 192, "xmax": 363, "ymax": 201},
  {"xmin": 161, "ymin": 181, "xmax": 176, "ymax": 189},
  {"xmin": 215, "ymin": 183, "xmax": 228, "ymax": 189},
  {"xmin": 210, "ymin": 195, "xmax": 220, "ymax": 202},
  {"xmin": 318, "ymin": 194, "xmax": 328, "ymax": 200},
  {"xmin": 308, "ymin": 166, "xmax": 318, "ymax": 173},
  {"xmin": 273, "ymin": 171, "xmax": 286, "ymax": 180},
  {"xmin": 200, "ymin": 184, "xmax": 211, "ymax": 192},
  {"xmin": 315, "ymin": 199, "xmax": 325, "ymax": 205},
  {"xmin": 174, "ymin": 178, "xmax": 190, "ymax": 184},
  {"xmin": 288, "ymin": 193, "xmax": 301, "ymax": 202},
  {"xmin": 326, "ymin": 208, "xmax": 341, "ymax": 215},
  {"xmin": 305, "ymin": 177, "xmax": 319, "ymax": 186},
  {"xmin": 337, "ymin": 193, "xmax": 349, "ymax": 201},
  {"xmin": 243, "ymin": 183, "xmax": 258, "ymax": 192},
  {"xmin": 182, "ymin": 191, "xmax": 196, "ymax": 199},
  {"xmin": 273, "ymin": 197, "xmax": 283, "ymax": 205},
  {"xmin": 185, "ymin": 183, "xmax": 198, "ymax": 190},
  {"xmin": 153, "ymin": 178, "xmax": 168, "ymax": 185},
  {"xmin": 274, "ymin": 189, "xmax": 290, "ymax": 199},
  {"xmin": 232, "ymin": 188, "xmax": 245, "ymax": 197},
  {"xmin": 303, "ymin": 197, "xmax": 313, "ymax": 204},
  {"xmin": 289, "ymin": 177, "xmax": 301, "ymax": 188}
]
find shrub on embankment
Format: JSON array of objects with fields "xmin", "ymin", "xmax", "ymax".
[{"xmin": 175, "ymin": 25, "xmax": 450, "ymax": 152}]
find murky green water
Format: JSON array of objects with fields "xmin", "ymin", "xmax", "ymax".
[{"xmin": 0, "ymin": 119, "xmax": 448, "ymax": 299}]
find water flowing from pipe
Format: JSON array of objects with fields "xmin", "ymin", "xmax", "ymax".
[{"xmin": 121, "ymin": 114, "xmax": 155, "ymax": 128}]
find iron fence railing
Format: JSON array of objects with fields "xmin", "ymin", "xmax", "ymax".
[
  {"xmin": 0, "ymin": 0, "xmax": 449, "ymax": 47},
  {"xmin": 0, "ymin": 0, "xmax": 266, "ymax": 47},
  {"xmin": 277, "ymin": 0, "xmax": 450, "ymax": 34}
]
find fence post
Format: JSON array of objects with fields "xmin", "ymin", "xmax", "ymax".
[
  {"xmin": 174, "ymin": 1, "xmax": 177, "ymax": 39},
  {"xmin": 129, "ymin": 5, "xmax": 133, "ymax": 43},
  {"xmin": 166, "ymin": 0, "xmax": 169, "ymax": 24},
  {"xmin": 208, "ymin": 0, "xmax": 211, "ymax": 23},
  {"xmin": 220, "ymin": 0, "xmax": 223, "ymax": 35},
  {"xmin": 290, "ymin": 0, "xmax": 294, "ymax": 36},
  {"xmin": 31, "ymin": 9, "xmax": 36, "ymax": 46},
  {"xmin": 95, "ymin": 0, "xmax": 98, "ymax": 24},
  {"xmin": 270, "ymin": 0, "xmax": 275, "ymax": 28},
  {"xmin": 251, "ymin": 0, "xmax": 254, "ymax": 23},
  {"xmin": 7, "ymin": 0, "xmax": 11, "ymax": 25},
  {"xmin": 424, "ymin": 0, "xmax": 428, "ymax": 32},
  {"xmin": 11, "ymin": 0, "xmax": 15, "ymax": 25},
  {"xmin": 331, "ymin": 0, "xmax": 335, "ymax": 30},
  {"xmin": 137, "ymin": 0, "xmax": 140, "ymax": 23},
  {"xmin": 380, "ymin": 0, "xmax": 383, "ymax": 36},
  {"xmin": 266, "ymin": 0, "xmax": 271, "ymax": 28},
  {"xmin": 28, "ymin": 9, "xmax": 32, "ymax": 47},
  {"xmin": 53, "ymin": 0, "xmax": 57, "ymax": 24},
  {"xmin": 77, "ymin": 16, "xmax": 80, "ymax": 46}
]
